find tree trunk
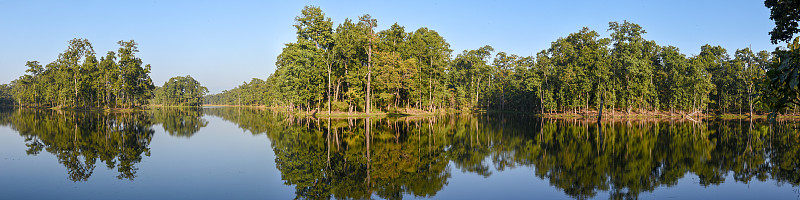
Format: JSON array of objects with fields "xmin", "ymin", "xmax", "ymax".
[
  {"xmin": 626, "ymin": 75, "xmax": 630, "ymax": 114},
  {"xmin": 367, "ymin": 37, "xmax": 372, "ymax": 114},
  {"xmin": 428, "ymin": 59, "xmax": 433, "ymax": 111},
  {"xmin": 74, "ymin": 74, "xmax": 78, "ymax": 107},
  {"xmin": 487, "ymin": 78, "xmax": 492, "ymax": 110},
  {"xmin": 328, "ymin": 62, "xmax": 332, "ymax": 115},
  {"xmin": 540, "ymin": 91, "xmax": 544, "ymax": 114},
  {"xmin": 748, "ymin": 84, "xmax": 753, "ymax": 118},
  {"xmin": 476, "ymin": 77, "xmax": 481, "ymax": 110},
  {"xmin": 598, "ymin": 93, "xmax": 604, "ymax": 123}
]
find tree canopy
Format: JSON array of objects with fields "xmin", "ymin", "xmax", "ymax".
[
  {"xmin": 204, "ymin": 6, "xmax": 783, "ymax": 116},
  {"xmin": 152, "ymin": 75, "xmax": 208, "ymax": 106},
  {"xmin": 9, "ymin": 39, "xmax": 155, "ymax": 108}
]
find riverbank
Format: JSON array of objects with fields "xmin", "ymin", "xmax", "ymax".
[
  {"xmin": 197, "ymin": 104, "xmax": 800, "ymax": 120},
  {"xmin": 535, "ymin": 110, "xmax": 800, "ymax": 120}
]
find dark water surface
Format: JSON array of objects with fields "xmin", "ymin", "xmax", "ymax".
[{"xmin": 1, "ymin": 107, "xmax": 799, "ymax": 199}]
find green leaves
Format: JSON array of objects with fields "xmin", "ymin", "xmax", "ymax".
[
  {"xmin": 761, "ymin": 37, "xmax": 800, "ymax": 119},
  {"xmin": 765, "ymin": 0, "xmax": 800, "ymax": 44},
  {"xmin": 152, "ymin": 75, "xmax": 208, "ymax": 106},
  {"xmin": 10, "ymin": 39, "xmax": 154, "ymax": 108}
]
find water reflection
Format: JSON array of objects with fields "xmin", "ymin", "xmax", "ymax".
[
  {"xmin": 0, "ymin": 107, "xmax": 208, "ymax": 181},
  {"xmin": 208, "ymin": 108, "xmax": 800, "ymax": 199},
  {"xmin": 0, "ymin": 108, "xmax": 155, "ymax": 181},
  {"xmin": 1, "ymin": 107, "xmax": 798, "ymax": 199},
  {"xmin": 150, "ymin": 107, "xmax": 208, "ymax": 138}
]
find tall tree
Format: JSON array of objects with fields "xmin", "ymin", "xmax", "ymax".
[
  {"xmin": 359, "ymin": 14, "xmax": 377, "ymax": 114},
  {"xmin": 409, "ymin": 28, "xmax": 452, "ymax": 111},
  {"xmin": 762, "ymin": 0, "xmax": 800, "ymax": 118},
  {"xmin": 153, "ymin": 75, "xmax": 208, "ymax": 106},
  {"xmin": 608, "ymin": 21, "xmax": 656, "ymax": 114}
]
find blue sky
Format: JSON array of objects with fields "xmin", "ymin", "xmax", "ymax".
[{"xmin": 0, "ymin": 0, "xmax": 779, "ymax": 93}]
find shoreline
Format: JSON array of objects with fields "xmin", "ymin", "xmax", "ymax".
[
  {"xmin": 197, "ymin": 105, "xmax": 800, "ymax": 120},
  {"xmin": 7, "ymin": 104, "xmax": 800, "ymax": 120}
]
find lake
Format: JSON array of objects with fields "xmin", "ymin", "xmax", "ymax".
[{"xmin": 1, "ymin": 107, "xmax": 799, "ymax": 199}]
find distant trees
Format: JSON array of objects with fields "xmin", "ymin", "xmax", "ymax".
[
  {"xmin": 10, "ymin": 39, "xmax": 155, "ymax": 108},
  {"xmin": 204, "ymin": 78, "xmax": 272, "ymax": 106},
  {"xmin": 151, "ymin": 75, "xmax": 208, "ymax": 106},
  {"xmin": 0, "ymin": 84, "xmax": 13, "ymax": 106},
  {"xmin": 201, "ymin": 6, "xmax": 783, "ymax": 116}
]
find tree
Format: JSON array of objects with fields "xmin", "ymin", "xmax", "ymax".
[
  {"xmin": 450, "ymin": 45, "xmax": 494, "ymax": 110},
  {"xmin": 0, "ymin": 83, "xmax": 13, "ymax": 106},
  {"xmin": 409, "ymin": 28, "xmax": 452, "ymax": 111},
  {"xmin": 762, "ymin": 38, "xmax": 800, "ymax": 117},
  {"xmin": 202, "ymin": 6, "xmax": 781, "ymax": 116},
  {"xmin": 608, "ymin": 21, "xmax": 657, "ymax": 114},
  {"xmin": 116, "ymin": 40, "xmax": 155, "ymax": 108},
  {"xmin": 762, "ymin": 0, "xmax": 800, "ymax": 118},
  {"xmin": 152, "ymin": 75, "xmax": 208, "ymax": 106},
  {"xmin": 765, "ymin": 0, "xmax": 800, "ymax": 44},
  {"xmin": 359, "ymin": 14, "xmax": 377, "ymax": 114},
  {"xmin": 10, "ymin": 38, "xmax": 153, "ymax": 109}
]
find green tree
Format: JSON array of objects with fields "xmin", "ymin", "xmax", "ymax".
[
  {"xmin": 359, "ymin": 14, "xmax": 377, "ymax": 114},
  {"xmin": 765, "ymin": 0, "xmax": 800, "ymax": 44},
  {"xmin": 409, "ymin": 28, "xmax": 452, "ymax": 111},
  {"xmin": 762, "ymin": 0, "xmax": 800, "ymax": 118},
  {"xmin": 608, "ymin": 21, "xmax": 658, "ymax": 114},
  {"xmin": 152, "ymin": 75, "xmax": 208, "ymax": 106}
]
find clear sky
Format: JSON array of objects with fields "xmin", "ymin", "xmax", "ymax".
[{"xmin": 0, "ymin": 0, "xmax": 780, "ymax": 94}]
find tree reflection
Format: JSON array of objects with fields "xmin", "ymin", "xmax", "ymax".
[
  {"xmin": 3, "ymin": 106, "xmax": 797, "ymax": 199},
  {"xmin": 149, "ymin": 107, "xmax": 207, "ymax": 138},
  {"xmin": 208, "ymin": 107, "xmax": 800, "ymax": 200},
  {"xmin": 0, "ymin": 108, "xmax": 155, "ymax": 181}
]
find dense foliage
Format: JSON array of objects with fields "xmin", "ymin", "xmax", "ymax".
[
  {"xmin": 762, "ymin": 0, "xmax": 800, "ymax": 118},
  {"xmin": 151, "ymin": 75, "xmax": 209, "ymax": 106},
  {"xmin": 765, "ymin": 0, "xmax": 800, "ymax": 44},
  {"xmin": 205, "ymin": 6, "xmax": 783, "ymax": 116},
  {"xmin": 8, "ymin": 39, "xmax": 155, "ymax": 108},
  {"xmin": 0, "ymin": 84, "xmax": 13, "ymax": 106}
]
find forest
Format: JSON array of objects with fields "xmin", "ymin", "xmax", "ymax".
[
  {"xmin": 150, "ymin": 75, "xmax": 209, "ymax": 107},
  {"xmin": 203, "ymin": 5, "xmax": 796, "ymax": 117},
  {"xmin": 2, "ymin": 2, "xmax": 798, "ymax": 117},
  {"xmin": 2, "ymin": 39, "xmax": 210, "ymax": 109},
  {"xmin": 5, "ymin": 39, "xmax": 155, "ymax": 108}
]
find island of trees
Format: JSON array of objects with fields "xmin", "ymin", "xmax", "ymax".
[{"xmin": 151, "ymin": 75, "xmax": 209, "ymax": 107}]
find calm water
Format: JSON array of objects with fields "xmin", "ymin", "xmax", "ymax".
[{"xmin": 1, "ymin": 107, "xmax": 799, "ymax": 200}]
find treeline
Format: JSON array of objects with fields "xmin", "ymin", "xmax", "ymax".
[
  {"xmin": 6, "ymin": 39, "xmax": 155, "ymax": 108},
  {"xmin": 151, "ymin": 75, "xmax": 208, "ymax": 106},
  {"xmin": 204, "ymin": 6, "xmax": 786, "ymax": 115},
  {"xmin": 0, "ymin": 84, "xmax": 13, "ymax": 106},
  {"xmin": 204, "ymin": 78, "xmax": 270, "ymax": 106}
]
